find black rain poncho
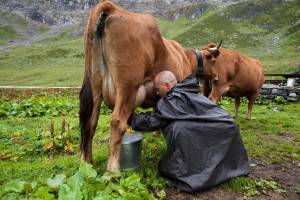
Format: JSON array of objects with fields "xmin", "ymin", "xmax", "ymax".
[{"xmin": 129, "ymin": 75, "xmax": 249, "ymax": 193}]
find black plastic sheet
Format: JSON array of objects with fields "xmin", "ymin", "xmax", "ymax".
[{"xmin": 129, "ymin": 75, "xmax": 249, "ymax": 192}]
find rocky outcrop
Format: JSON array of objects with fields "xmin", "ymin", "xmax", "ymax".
[
  {"xmin": 0, "ymin": 0, "xmax": 98, "ymax": 25},
  {"xmin": 157, "ymin": 2, "xmax": 213, "ymax": 20},
  {"xmin": 0, "ymin": 0, "xmax": 235, "ymax": 25}
]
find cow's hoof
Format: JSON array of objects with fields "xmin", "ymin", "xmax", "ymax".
[
  {"xmin": 80, "ymin": 153, "xmax": 93, "ymax": 164},
  {"xmin": 80, "ymin": 154, "xmax": 85, "ymax": 160},
  {"xmin": 107, "ymin": 157, "xmax": 120, "ymax": 172}
]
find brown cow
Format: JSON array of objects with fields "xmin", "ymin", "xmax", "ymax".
[
  {"xmin": 202, "ymin": 43, "xmax": 264, "ymax": 120},
  {"xmin": 79, "ymin": 0, "xmax": 221, "ymax": 172}
]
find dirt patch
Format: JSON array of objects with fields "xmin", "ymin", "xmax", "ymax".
[
  {"xmin": 166, "ymin": 186, "xmax": 243, "ymax": 200},
  {"xmin": 250, "ymin": 160, "xmax": 300, "ymax": 200},
  {"xmin": 165, "ymin": 160, "xmax": 300, "ymax": 200}
]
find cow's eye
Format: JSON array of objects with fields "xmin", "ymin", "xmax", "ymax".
[{"xmin": 206, "ymin": 55, "xmax": 212, "ymax": 59}]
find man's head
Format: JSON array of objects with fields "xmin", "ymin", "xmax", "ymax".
[{"xmin": 154, "ymin": 71, "xmax": 177, "ymax": 97}]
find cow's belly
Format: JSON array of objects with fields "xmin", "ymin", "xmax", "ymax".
[
  {"xmin": 226, "ymin": 84, "xmax": 256, "ymax": 98},
  {"xmin": 102, "ymin": 75, "xmax": 157, "ymax": 110},
  {"xmin": 226, "ymin": 85, "xmax": 242, "ymax": 97}
]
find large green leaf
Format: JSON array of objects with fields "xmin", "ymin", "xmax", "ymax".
[
  {"xmin": 57, "ymin": 171, "xmax": 85, "ymax": 199},
  {"xmin": 58, "ymin": 184, "xmax": 83, "ymax": 200},
  {"xmin": 93, "ymin": 193, "xmax": 113, "ymax": 200},
  {"xmin": 79, "ymin": 161, "xmax": 97, "ymax": 179},
  {"xmin": 35, "ymin": 186, "xmax": 55, "ymax": 200},
  {"xmin": 47, "ymin": 174, "xmax": 66, "ymax": 189},
  {"xmin": 4, "ymin": 180, "xmax": 26, "ymax": 193},
  {"xmin": 67, "ymin": 171, "xmax": 84, "ymax": 189},
  {"xmin": 124, "ymin": 174, "xmax": 140, "ymax": 187}
]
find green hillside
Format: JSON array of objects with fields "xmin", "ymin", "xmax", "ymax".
[
  {"xmin": 0, "ymin": 10, "xmax": 50, "ymax": 46},
  {"xmin": 159, "ymin": 0, "xmax": 300, "ymax": 73},
  {"xmin": 0, "ymin": 38, "xmax": 84, "ymax": 86},
  {"xmin": 0, "ymin": 0, "xmax": 299, "ymax": 86},
  {"xmin": 0, "ymin": 11, "xmax": 28, "ymax": 45}
]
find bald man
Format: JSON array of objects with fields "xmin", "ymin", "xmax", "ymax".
[{"xmin": 128, "ymin": 71, "xmax": 249, "ymax": 193}]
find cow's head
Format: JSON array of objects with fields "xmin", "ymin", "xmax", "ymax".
[
  {"xmin": 201, "ymin": 41, "xmax": 222, "ymax": 81},
  {"xmin": 202, "ymin": 41, "xmax": 222, "ymax": 64}
]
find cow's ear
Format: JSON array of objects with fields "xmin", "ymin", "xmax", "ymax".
[
  {"xmin": 205, "ymin": 49, "xmax": 220, "ymax": 61},
  {"xmin": 212, "ymin": 49, "xmax": 220, "ymax": 58}
]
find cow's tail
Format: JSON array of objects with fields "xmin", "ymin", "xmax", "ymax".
[
  {"xmin": 79, "ymin": 76, "xmax": 93, "ymax": 152},
  {"xmin": 80, "ymin": 0, "xmax": 115, "ymax": 153}
]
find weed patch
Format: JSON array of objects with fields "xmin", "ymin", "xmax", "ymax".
[
  {"xmin": 224, "ymin": 176, "xmax": 287, "ymax": 198},
  {"xmin": 2, "ymin": 162, "xmax": 161, "ymax": 199}
]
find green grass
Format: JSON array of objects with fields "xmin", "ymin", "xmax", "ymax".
[
  {"xmin": 224, "ymin": 176, "xmax": 287, "ymax": 198},
  {"xmin": 0, "ymin": 11, "xmax": 28, "ymax": 29},
  {"xmin": 251, "ymin": 1, "xmax": 300, "ymax": 33},
  {"xmin": 0, "ymin": 93, "xmax": 299, "ymax": 198},
  {"xmin": 218, "ymin": 98, "xmax": 300, "ymax": 163},
  {"xmin": 0, "ymin": 11, "xmax": 29, "ymax": 45},
  {"xmin": 0, "ymin": 38, "xmax": 84, "ymax": 86},
  {"xmin": 36, "ymin": 26, "xmax": 50, "ymax": 34},
  {"xmin": 36, "ymin": 25, "xmax": 80, "ymax": 44},
  {"xmin": 0, "ymin": 25, "xmax": 19, "ymax": 45},
  {"xmin": 171, "ymin": 10, "xmax": 268, "ymax": 49},
  {"xmin": 158, "ymin": 18, "xmax": 194, "ymax": 39}
]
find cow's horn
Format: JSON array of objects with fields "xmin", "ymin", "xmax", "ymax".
[
  {"xmin": 217, "ymin": 40, "xmax": 223, "ymax": 49},
  {"xmin": 208, "ymin": 47, "xmax": 217, "ymax": 51}
]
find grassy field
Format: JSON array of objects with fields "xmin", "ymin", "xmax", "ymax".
[
  {"xmin": 0, "ymin": 0, "xmax": 299, "ymax": 86},
  {"xmin": 0, "ymin": 38, "xmax": 84, "ymax": 86},
  {"xmin": 0, "ymin": 92, "xmax": 299, "ymax": 199}
]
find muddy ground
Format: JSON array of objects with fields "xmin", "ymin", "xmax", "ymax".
[{"xmin": 165, "ymin": 160, "xmax": 300, "ymax": 200}]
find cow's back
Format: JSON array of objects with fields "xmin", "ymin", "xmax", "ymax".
[
  {"xmin": 104, "ymin": 9, "xmax": 163, "ymax": 72},
  {"xmin": 238, "ymin": 54, "xmax": 264, "ymax": 89}
]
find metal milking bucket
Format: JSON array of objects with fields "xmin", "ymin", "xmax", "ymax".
[{"xmin": 120, "ymin": 133, "xmax": 143, "ymax": 171}]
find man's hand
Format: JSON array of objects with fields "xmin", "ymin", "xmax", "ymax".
[{"xmin": 125, "ymin": 127, "xmax": 135, "ymax": 134}]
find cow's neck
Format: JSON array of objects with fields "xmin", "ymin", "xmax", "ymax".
[
  {"xmin": 184, "ymin": 48, "xmax": 199, "ymax": 76},
  {"xmin": 193, "ymin": 48, "xmax": 205, "ymax": 80}
]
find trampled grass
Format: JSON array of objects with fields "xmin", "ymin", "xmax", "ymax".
[{"xmin": 0, "ymin": 93, "xmax": 299, "ymax": 198}]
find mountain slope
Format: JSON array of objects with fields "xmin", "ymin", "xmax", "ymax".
[{"xmin": 160, "ymin": 0, "xmax": 300, "ymax": 73}]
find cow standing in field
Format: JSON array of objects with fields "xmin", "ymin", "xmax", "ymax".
[
  {"xmin": 79, "ymin": 0, "xmax": 221, "ymax": 172},
  {"xmin": 202, "ymin": 43, "xmax": 264, "ymax": 120}
]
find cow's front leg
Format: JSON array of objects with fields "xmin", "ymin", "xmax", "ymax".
[
  {"xmin": 208, "ymin": 84, "xmax": 230, "ymax": 103},
  {"xmin": 107, "ymin": 92, "xmax": 137, "ymax": 172}
]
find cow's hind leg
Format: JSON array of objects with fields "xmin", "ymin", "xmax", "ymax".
[
  {"xmin": 246, "ymin": 92, "xmax": 259, "ymax": 120},
  {"xmin": 234, "ymin": 97, "xmax": 240, "ymax": 119},
  {"xmin": 80, "ymin": 77, "xmax": 102, "ymax": 163},
  {"xmin": 107, "ymin": 87, "xmax": 137, "ymax": 172}
]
